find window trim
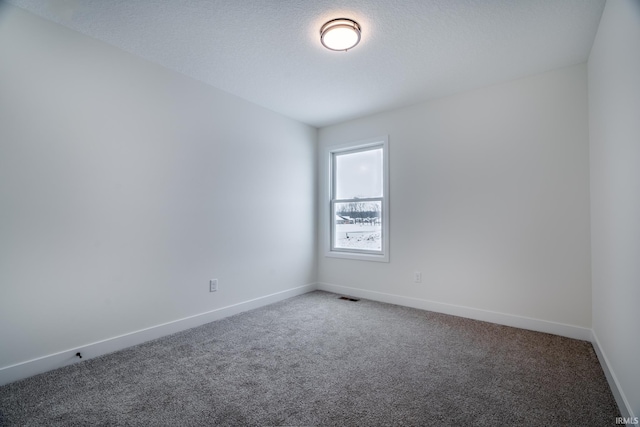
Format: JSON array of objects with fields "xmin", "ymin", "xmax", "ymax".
[{"xmin": 324, "ymin": 136, "xmax": 389, "ymax": 262}]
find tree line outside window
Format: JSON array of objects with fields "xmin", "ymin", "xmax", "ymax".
[{"xmin": 336, "ymin": 200, "xmax": 381, "ymax": 224}]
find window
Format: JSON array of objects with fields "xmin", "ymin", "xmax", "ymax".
[{"xmin": 326, "ymin": 136, "xmax": 389, "ymax": 262}]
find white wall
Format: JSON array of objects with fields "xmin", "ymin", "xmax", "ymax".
[
  {"xmin": 588, "ymin": 0, "xmax": 640, "ymax": 418},
  {"xmin": 318, "ymin": 64, "xmax": 592, "ymax": 334},
  {"xmin": 0, "ymin": 4, "xmax": 316, "ymax": 372}
]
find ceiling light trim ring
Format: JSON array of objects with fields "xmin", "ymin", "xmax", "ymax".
[{"xmin": 320, "ymin": 18, "xmax": 361, "ymax": 52}]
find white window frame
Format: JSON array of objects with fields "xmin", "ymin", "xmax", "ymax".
[{"xmin": 324, "ymin": 136, "xmax": 389, "ymax": 262}]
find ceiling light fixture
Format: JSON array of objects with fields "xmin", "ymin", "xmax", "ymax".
[{"xmin": 320, "ymin": 18, "xmax": 361, "ymax": 52}]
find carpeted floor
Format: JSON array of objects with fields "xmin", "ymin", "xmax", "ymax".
[{"xmin": 0, "ymin": 291, "xmax": 619, "ymax": 426}]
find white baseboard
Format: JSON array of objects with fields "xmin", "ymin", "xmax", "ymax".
[
  {"xmin": 0, "ymin": 283, "xmax": 317, "ymax": 387},
  {"xmin": 317, "ymin": 282, "xmax": 592, "ymax": 341},
  {"xmin": 3, "ymin": 282, "xmax": 632, "ymax": 419},
  {"xmin": 591, "ymin": 330, "xmax": 635, "ymax": 419}
]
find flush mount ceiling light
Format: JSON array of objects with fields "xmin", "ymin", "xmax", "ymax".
[{"xmin": 320, "ymin": 18, "xmax": 361, "ymax": 51}]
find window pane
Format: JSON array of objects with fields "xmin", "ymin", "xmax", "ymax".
[
  {"xmin": 335, "ymin": 148, "xmax": 382, "ymax": 200},
  {"xmin": 333, "ymin": 201, "xmax": 382, "ymax": 251}
]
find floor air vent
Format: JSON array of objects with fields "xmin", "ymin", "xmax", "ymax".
[{"xmin": 339, "ymin": 296, "xmax": 360, "ymax": 302}]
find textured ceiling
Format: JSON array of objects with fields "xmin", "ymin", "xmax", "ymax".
[{"xmin": 6, "ymin": 0, "xmax": 606, "ymax": 127}]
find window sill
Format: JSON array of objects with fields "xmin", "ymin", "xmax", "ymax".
[{"xmin": 325, "ymin": 250, "xmax": 389, "ymax": 263}]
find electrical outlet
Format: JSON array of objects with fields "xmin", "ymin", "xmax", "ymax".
[
  {"xmin": 414, "ymin": 272, "xmax": 422, "ymax": 283},
  {"xmin": 209, "ymin": 279, "xmax": 218, "ymax": 292}
]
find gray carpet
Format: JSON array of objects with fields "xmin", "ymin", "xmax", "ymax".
[{"xmin": 0, "ymin": 291, "xmax": 619, "ymax": 426}]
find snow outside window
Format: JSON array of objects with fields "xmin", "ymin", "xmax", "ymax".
[{"xmin": 327, "ymin": 136, "xmax": 389, "ymax": 262}]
